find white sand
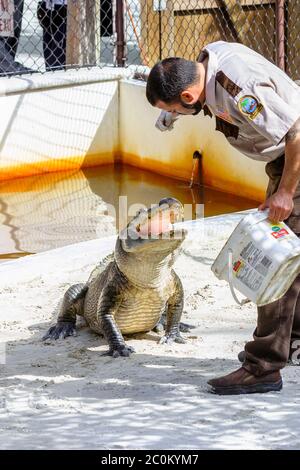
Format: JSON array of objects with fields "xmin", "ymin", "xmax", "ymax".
[{"xmin": 0, "ymin": 211, "xmax": 300, "ymax": 450}]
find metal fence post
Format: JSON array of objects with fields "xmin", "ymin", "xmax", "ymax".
[
  {"xmin": 276, "ymin": 0, "xmax": 285, "ymax": 71},
  {"xmin": 115, "ymin": 0, "xmax": 126, "ymax": 67}
]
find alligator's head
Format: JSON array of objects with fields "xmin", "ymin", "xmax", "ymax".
[
  {"xmin": 120, "ymin": 197, "xmax": 186, "ymax": 251},
  {"xmin": 115, "ymin": 197, "xmax": 187, "ymax": 287}
]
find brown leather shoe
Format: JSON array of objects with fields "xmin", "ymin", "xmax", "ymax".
[{"xmin": 207, "ymin": 367, "xmax": 282, "ymax": 395}]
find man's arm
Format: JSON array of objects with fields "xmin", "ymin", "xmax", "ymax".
[{"xmin": 259, "ymin": 117, "xmax": 300, "ymax": 222}]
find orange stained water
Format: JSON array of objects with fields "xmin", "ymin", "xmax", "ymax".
[{"xmin": 0, "ymin": 163, "xmax": 259, "ymax": 263}]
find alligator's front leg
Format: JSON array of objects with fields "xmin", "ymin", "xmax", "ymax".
[
  {"xmin": 43, "ymin": 283, "xmax": 87, "ymax": 341},
  {"xmin": 98, "ymin": 284, "xmax": 135, "ymax": 358},
  {"xmin": 159, "ymin": 273, "xmax": 186, "ymax": 345}
]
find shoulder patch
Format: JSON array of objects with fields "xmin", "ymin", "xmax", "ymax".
[
  {"xmin": 216, "ymin": 70, "xmax": 242, "ymax": 97},
  {"xmin": 238, "ymin": 95, "xmax": 263, "ymax": 120}
]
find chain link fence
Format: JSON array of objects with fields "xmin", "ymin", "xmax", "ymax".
[{"xmin": 0, "ymin": 1, "xmax": 299, "ymax": 79}]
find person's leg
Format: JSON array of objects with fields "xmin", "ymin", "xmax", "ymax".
[
  {"xmin": 8, "ymin": 0, "xmax": 24, "ymax": 58},
  {"xmin": 242, "ymin": 155, "xmax": 298, "ymax": 374},
  {"xmin": 290, "ymin": 294, "xmax": 300, "ymax": 362},
  {"xmin": 237, "ymin": 157, "xmax": 300, "ymax": 367},
  {"xmin": 37, "ymin": 2, "xmax": 64, "ymax": 71},
  {"xmin": 208, "ymin": 155, "xmax": 299, "ymax": 393},
  {"xmin": 48, "ymin": 6, "xmax": 67, "ymax": 69},
  {"xmin": 37, "ymin": 2, "xmax": 53, "ymax": 70},
  {"xmin": 209, "ymin": 265, "xmax": 300, "ymax": 393},
  {"xmin": 1, "ymin": 0, "xmax": 24, "ymax": 59},
  {"xmin": 243, "ymin": 155, "xmax": 300, "ymax": 374},
  {"xmin": 43, "ymin": 29, "xmax": 55, "ymax": 70},
  {"xmin": 244, "ymin": 273, "xmax": 300, "ymax": 374},
  {"xmin": 287, "ymin": 175, "xmax": 300, "ymax": 363}
]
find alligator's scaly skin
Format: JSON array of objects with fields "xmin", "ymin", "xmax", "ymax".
[{"xmin": 43, "ymin": 198, "xmax": 188, "ymax": 357}]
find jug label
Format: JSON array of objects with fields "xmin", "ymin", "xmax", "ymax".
[
  {"xmin": 233, "ymin": 241, "xmax": 273, "ymax": 291},
  {"xmin": 234, "ymin": 263, "xmax": 264, "ymax": 291},
  {"xmin": 240, "ymin": 242, "xmax": 273, "ymax": 276}
]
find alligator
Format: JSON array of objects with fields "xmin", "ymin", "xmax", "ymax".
[{"xmin": 43, "ymin": 197, "xmax": 192, "ymax": 357}]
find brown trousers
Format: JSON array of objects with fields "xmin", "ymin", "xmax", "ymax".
[{"xmin": 244, "ymin": 155, "xmax": 300, "ymax": 376}]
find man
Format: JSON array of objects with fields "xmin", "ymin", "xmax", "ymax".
[{"xmin": 146, "ymin": 41, "xmax": 300, "ymax": 395}]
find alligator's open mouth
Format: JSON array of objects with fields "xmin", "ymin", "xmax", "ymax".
[
  {"xmin": 136, "ymin": 205, "xmax": 182, "ymax": 238},
  {"xmin": 120, "ymin": 198, "xmax": 186, "ymax": 251}
]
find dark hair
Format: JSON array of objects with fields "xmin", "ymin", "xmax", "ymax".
[{"xmin": 146, "ymin": 57, "xmax": 199, "ymax": 106}]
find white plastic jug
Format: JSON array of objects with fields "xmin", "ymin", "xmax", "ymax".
[{"xmin": 211, "ymin": 210, "xmax": 300, "ymax": 306}]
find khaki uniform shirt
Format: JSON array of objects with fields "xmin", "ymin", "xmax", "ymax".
[{"xmin": 199, "ymin": 41, "xmax": 300, "ymax": 162}]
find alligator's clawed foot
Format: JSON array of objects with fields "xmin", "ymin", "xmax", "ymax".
[
  {"xmin": 179, "ymin": 322, "xmax": 195, "ymax": 333},
  {"xmin": 159, "ymin": 333, "xmax": 186, "ymax": 345},
  {"xmin": 153, "ymin": 320, "xmax": 195, "ymax": 334},
  {"xmin": 102, "ymin": 345, "xmax": 136, "ymax": 358},
  {"xmin": 42, "ymin": 321, "xmax": 77, "ymax": 341}
]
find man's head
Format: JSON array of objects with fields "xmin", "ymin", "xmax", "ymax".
[{"xmin": 146, "ymin": 57, "xmax": 206, "ymax": 115}]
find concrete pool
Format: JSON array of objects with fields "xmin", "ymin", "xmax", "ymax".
[{"xmin": 0, "ymin": 162, "xmax": 258, "ymax": 262}]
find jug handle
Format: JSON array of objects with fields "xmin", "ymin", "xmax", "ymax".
[{"xmin": 228, "ymin": 249, "xmax": 250, "ymax": 306}]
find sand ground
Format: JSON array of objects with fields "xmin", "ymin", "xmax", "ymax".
[{"xmin": 0, "ymin": 212, "xmax": 299, "ymax": 450}]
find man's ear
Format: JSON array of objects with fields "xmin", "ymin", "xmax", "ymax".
[{"xmin": 180, "ymin": 90, "xmax": 195, "ymax": 104}]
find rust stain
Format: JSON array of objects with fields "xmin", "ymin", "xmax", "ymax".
[
  {"xmin": 121, "ymin": 152, "xmax": 196, "ymax": 183},
  {"xmin": 121, "ymin": 151, "xmax": 265, "ymax": 202},
  {"xmin": 0, "ymin": 252, "xmax": 33, "ymax": 260},
  {"xmin": 0, "ymin": 152, "xmax": 115, "ymax": 184},
  {"xmin": 202, "ymin": 156, "xmax": 266, "ymax": 202},
  {"xmin": 203, "ymin": 172, "xmax": 265, "ymax": 203},
  {"xmin": 0, "ymin": 147, "xmax": 265, "ymax": 202},
  {"xmin": 0, "ymin": 167, "xmax": 79, "ymax": 193}
]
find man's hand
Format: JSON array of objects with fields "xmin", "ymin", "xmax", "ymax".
[
  {"xmin": 155, "ymin": 110, "xmax": 178, "ymax": 132},
  {"xmin": 258, "ymin": 188, "xmax": 294, "ymax": 222},
  {"xmin": 259, "ymin": 117, "xmax": 300, "ymax": 223}
]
